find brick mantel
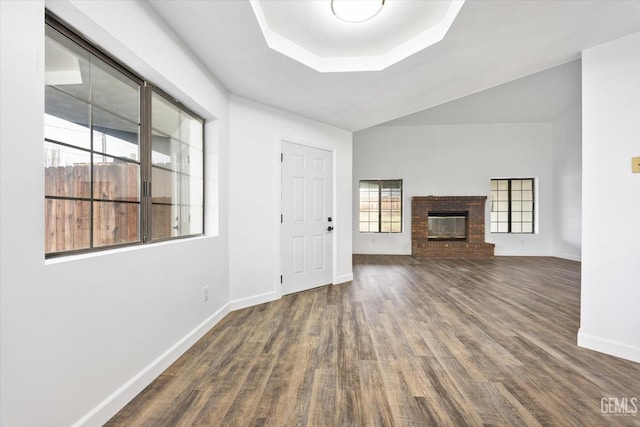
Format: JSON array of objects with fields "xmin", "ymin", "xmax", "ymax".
[{"xmin": 412, "ymin": 196, "xmax": 495, "ymax": 258}]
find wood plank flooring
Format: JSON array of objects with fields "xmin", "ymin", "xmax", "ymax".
[{"xmin": 106, "ymin": 255, "xmax": 640, "ymax": 426}]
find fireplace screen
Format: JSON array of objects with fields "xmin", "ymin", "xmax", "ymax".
[{"xmin": 428, "ymin": 213, "xmax": 467, "ymax": 240}]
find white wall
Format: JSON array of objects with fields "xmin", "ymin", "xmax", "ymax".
[
  {"xmin": 0, "ymin": 2, "xmax": 230, "ymax": 426},
  {"xmin": 228, "ymin": 96, "xmax": 353, "ymax": 308},
  {"xmin": 353, "ymin": 123, "xmax": 554, "ymax": 256},
  {"xmin": 552, "ymin": 103, "xmax": 582, "ymax": 261},
  {"xmin": 578, "ymin": 32, "xmax": 640, "ymax": 363}
]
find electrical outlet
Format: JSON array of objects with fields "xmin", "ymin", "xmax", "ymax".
[{"xmin": 203, "ymin": 285, "xmax": 209, "ymax": 302}]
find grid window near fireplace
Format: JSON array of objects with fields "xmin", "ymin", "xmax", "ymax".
[
  {"xmin": 490, "ymin": 178, "xmax": 535, "ymax": 233},
  {"xmin": 359, "ymin": 179, "xmax": 402, "ymax": 233}
]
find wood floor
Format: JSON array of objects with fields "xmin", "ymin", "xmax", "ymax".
[{"xmin": 107, "ymin": 255, "xmax": 640, "ymax": 426}]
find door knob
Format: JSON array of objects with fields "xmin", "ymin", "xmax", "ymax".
[{"xmin": 327, "ymin": 226, "xmax": 334, "ymax": 232}]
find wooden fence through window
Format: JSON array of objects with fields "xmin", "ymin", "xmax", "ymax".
[{"xmin": 44, "ymin": 162, "xmax": 142, "ymax": 254}]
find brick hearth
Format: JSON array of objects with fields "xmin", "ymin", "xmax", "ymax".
[{"xmin": 412, "ymin": 196, "xmax": 495, "ymax": 258}]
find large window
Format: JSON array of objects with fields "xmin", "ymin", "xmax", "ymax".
[
  {"xmin": 490, "ymin": 178, "xmax": 535, "ymax": 233},
  {"xmin": 359, "ymin": 180, "xmax": 402, "ymax": 233},
  {"xmin": 44, "ymin": 15, "xmax": 204, "ymax": 257}
]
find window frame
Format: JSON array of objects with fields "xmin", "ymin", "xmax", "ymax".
[
  {"xmin": 146, "ymin": 85, "xmax": 205, "ymax": 244},
  {"xmin": 45, "ymin": 12, "xmax": 205, "ymax": 258},
  {"xmin": 490, "ymin": 178, "xmax": 535, "ymax": 234},
  {"xmin": 358, "ymin": 179, "xmax": 403, "ymax": 233}
]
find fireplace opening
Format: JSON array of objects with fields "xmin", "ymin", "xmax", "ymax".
[{"xmin": 427, "ymin": 212, "xmax": 467, "ymax": 241}]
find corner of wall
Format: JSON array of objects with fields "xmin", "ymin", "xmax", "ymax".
[
  {"xmin": 577, "ymin": 329, "xmax": 640, "ymax": 364},
  {"xmin": 580, "ymin": 31, "xmax": 640, "ymax": 364},
  {"xmin": 71, "ymin": 303, "xmax": 231, "ymax": 427}
]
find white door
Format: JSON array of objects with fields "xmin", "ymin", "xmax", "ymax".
[{"xmin": 281, "ymin": 141, "xmax": 333, "ymax": 295}]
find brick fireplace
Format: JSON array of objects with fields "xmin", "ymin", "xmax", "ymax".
[{"xmin": 412, "ymin": 196, "xmax": 495, "ymax": 258}]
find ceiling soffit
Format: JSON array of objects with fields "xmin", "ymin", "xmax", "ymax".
[{"xmin": 249, "ymin": 0, "xmax": 465, "ymax": 72}]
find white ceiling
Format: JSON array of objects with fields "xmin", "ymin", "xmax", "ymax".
[
  {"xmin": 380, "ymin": 59, "xmax": 582, "ymax": 126},
  {"xmin": 146, "ymin": 0, "xmax": 640, "ymax": 131}
]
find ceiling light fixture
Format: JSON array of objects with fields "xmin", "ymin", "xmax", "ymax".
[{"xmin": 331, "ymin": 0, "xmax": 385, "ymax": 24}]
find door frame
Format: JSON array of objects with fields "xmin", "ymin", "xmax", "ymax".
[{"xmin": 276, "ymin": 137, "xmax": 337, "ymax": 296}]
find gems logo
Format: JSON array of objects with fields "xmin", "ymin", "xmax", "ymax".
[{"xmin": 601, "ymin": 397, "xmax": 638, "ymax": 416}]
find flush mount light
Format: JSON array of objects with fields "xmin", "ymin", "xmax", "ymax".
[{"xmin": 331, "ymin": 0, "xmax": 385, "ymax": 24}]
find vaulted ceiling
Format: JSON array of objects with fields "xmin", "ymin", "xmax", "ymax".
[{"xmin": 147, "ymin": 0, "xmax": 640, "ymax": 131}]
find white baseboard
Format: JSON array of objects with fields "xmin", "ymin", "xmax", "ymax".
[
  {"xmin": 494, "ymin": 251, "xmax": 582, "ymax": 261},
  {"xmin": 352, "ymin": 249, "xmax": 411, "ymax": 255},
  {"xmin": 493, "ymin": 250, "xmax": 552, "ymax": 257},
  {"xmin": 334, "ymin": 272, "xmax": 354, "ymax": 284},
  {"xmin": 553, "ymin": 252, "xmax": 582, "ymax": 262},
  {"xmin": 72, "ymin": 303, "xmax": 230, "ymax": 427},
  {"xmin": 229, "ymin": 291, "xmax": 280, "ymax": 311},
  {"xmin": 577, "ymin": 329, "xmax": 640, "ymax": 364}
]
